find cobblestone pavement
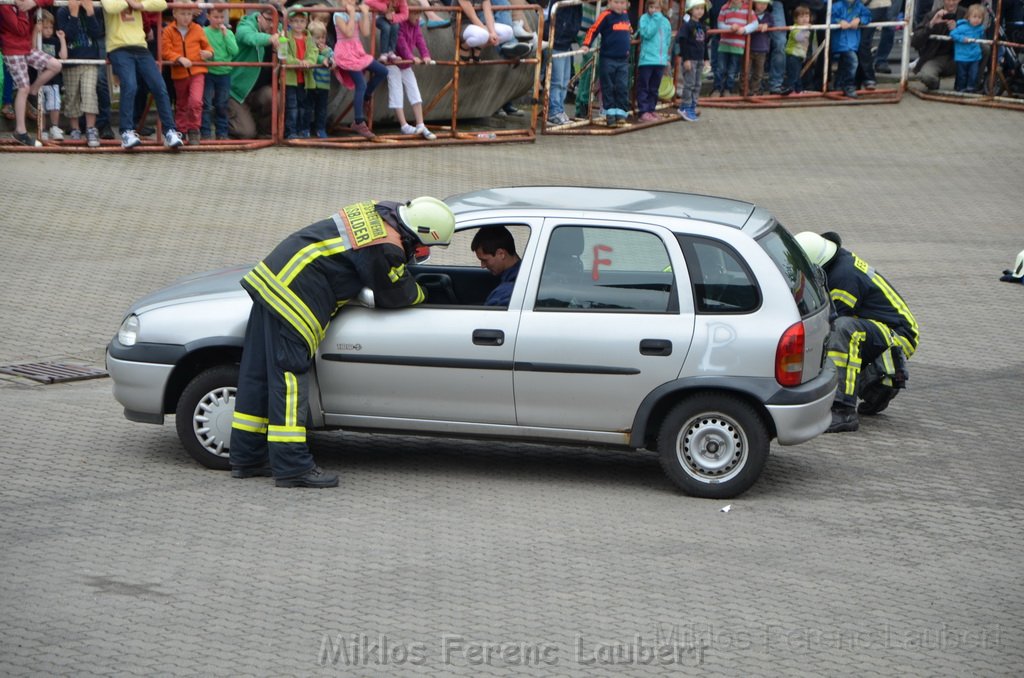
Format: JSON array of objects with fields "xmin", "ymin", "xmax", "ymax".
[{"xmin": 1, "ymin": 96, "xmax": 1022, "ymax": 676}]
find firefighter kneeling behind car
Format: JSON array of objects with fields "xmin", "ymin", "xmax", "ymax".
[
  {"xmin": 796, "ymin": 231, "xmax": 920, "ymax": 434},
  {"xmin": 229, "ymin": 197, "xmax": 456, "ymax": 487}
]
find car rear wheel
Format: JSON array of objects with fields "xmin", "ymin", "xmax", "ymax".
[
  {"xmin": 175, "ymin": 364, "xmax": 238, "ymax": 470},
  {"xmin": 657, "ymin": 394, "xmax": 769, "ymax": 499}
]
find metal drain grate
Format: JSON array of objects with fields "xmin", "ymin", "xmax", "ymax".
[{"xmin": 0, "ymin": 362, "xmax": 108, "ymax": 384}]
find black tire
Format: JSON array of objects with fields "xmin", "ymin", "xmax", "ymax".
[
  {"xmin": 656, "ymin": 393, "xmax": 769, "ymax": 499},
  {"xmin": 175, "ymin": 364, "xmax": 239, "ymax": 470}
]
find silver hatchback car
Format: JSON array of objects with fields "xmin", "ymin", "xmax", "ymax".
[{"xmin": 107, "ymin": 187, "xmax": 837, "ymax": 498}]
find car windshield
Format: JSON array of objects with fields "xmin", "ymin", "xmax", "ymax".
[{"xmin": 757, "ymin": 223, "xmax": 828, "ymax": 317}]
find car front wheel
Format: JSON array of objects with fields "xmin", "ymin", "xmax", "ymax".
[
  {"xmin": 175, "ymin": 364, "xmax": 238, "ymax": 470},
  {"xmin": 657, "ymin": 394, "xmax": 769, "ymax": 499}
]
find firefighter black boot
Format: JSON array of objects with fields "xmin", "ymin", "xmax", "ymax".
[{"xmin": 826, "ymin": 404, "xmax": 860, "ymax": 433}]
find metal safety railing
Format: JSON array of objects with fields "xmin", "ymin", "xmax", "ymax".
[
  {"xmin": 699, "ymin": 0, "xmax": 913, "ymax": 109},
  {"xmin": 279, "ymin": 3, "xmax": 544, "ymax": 148},
  {"xmin": 0, "ymin": 1, "xmax": 279, "ymax": 151},
  {"xmin": 910, "ymin": 0, "xmax": 1024, "ymax": 111},
  {"xmin": 0, "ymin": 0, "xmax": 545, "ymax": 151}
]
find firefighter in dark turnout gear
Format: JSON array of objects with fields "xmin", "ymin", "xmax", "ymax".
[
  {"xmin": 229, "ymin": 197, "xmax": 456, "ymax": 487},
  {"xmin": 796, "ymin": 231, "xmax": 920, "ymax": 434}
]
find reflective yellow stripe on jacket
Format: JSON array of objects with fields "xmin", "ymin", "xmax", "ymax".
[{"xmin": 243, "ymin": 263, "xmax": 325, "ymax": 356}]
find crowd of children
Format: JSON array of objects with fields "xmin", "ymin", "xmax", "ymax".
[{"xmin": 0, "ymin": 0, "xmax": 1002, "ymax": 146}]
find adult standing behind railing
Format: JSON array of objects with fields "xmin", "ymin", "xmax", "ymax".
[{"xmin": 229, "ymin": 3, "xmax": 279, "ymax": 138}]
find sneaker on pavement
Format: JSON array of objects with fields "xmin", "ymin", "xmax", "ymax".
[
  {"xmin": 826, "ymin": 404, "xmax": 860, "ymax": 433},
  {"xmin": 351, "ymin": 120, "xmax": 376, "ymax": 139},
  {"xmin": 49, "ymin": 125, "xmax": 64, "ymax": 141},
  {"xmin": 275, "ymin": 465, "xmax": 339, "ymax": 488},
  {"xmin": 69, "ymin": 128, "xmax": 83, "ymax": 141},
  {"xmin": 512, "ymin": 19, "xmax": 535, "ymax": 40},
  {"xmin": 415, "ymin": 123, "xmax": 437, "ymax": 140},
  {"xmin": 499, "ymin": 40, "xmax": 532, "ymax": 60},
  {"xmin": 547, "ymin": 111, "xmax": 570, "ymax": 125},
  {"xmin": 844, "ymin": 87, "xmax": 858, "ymax": 98},
  {"xmin": 231, "ymin": 464, "xmax": 273, "ymax": 479},
  {"xmin": 500, "ymin": 103, "xmax": 525, "ymax": 117},
  {"xmin": 863, "ymin": 80, "xmax": 877, "ymax": 90},
  {"xmin": 681, "ymin": 107, "xmax": 698, "ymax": 122},
  {"xmin": 86, "ymin": 127, "xmax": 100, "ymax": 148},
  {"xmin": 99, "ymin": 125, "xmax": 116, "ymax": 140},
  {"xmin": 121, "ymin": 129, "xmax": 142, "ymax": 149},
  {"xmin": 13, "ymin": 132, "xmax": 42, "ymax": 147},
  {"xmin": 164, "ymin": 129, "xmax": 184, "ymax": 148},
  {"xmin": 400, "ymin": 123, "xmax": 418, "ymax": 135}
]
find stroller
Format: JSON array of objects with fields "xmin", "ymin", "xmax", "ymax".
[{"xmin": 993, "ymin": 0, "xmax": 1024, "ymax": 95}]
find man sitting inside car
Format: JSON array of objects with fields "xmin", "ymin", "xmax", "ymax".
[{"xmin": 472, "ymin": 226, "xmax": 522, "ymax": 306}]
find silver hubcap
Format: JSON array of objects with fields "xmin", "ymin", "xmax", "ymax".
[
  {"xmin": 676, "ymin": 412, "xmax": 746, "ymax": 483},
  {"xmin": 192, "ymin": 386, "xmax": 236, "ymax": 459}
]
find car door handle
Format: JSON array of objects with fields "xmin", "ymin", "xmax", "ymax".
[
  {"xmin": 639, "ymin": 339, "xmax": 672, "ymax": 356},
  {"xmin": 473, "ymin": 329, "xmax": 505, "ymax": 346}
]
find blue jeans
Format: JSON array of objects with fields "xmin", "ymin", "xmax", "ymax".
[
  {"xmin": 955, "ymin": 60, "xmax": 979, "ymax": 91},
  {"xmin": 285, "ymin": 85, "xmax": 310, "ymax": 138},
  {"xmin": 598, "ymin": 55, "xmax": 629, "ymax": 113},
  {"xmin": 202, "ymin": 72, "xmax": 232, "ymax": 137},
  {"xmin": 833, "ymin": 50, "xmax": 858, "ymax": 91},
  {"xmin": 107, "ymin": 46, "xmax": 176, "ymax": 133},
  {"xmin": 376, "ymin": 16, "xmax": 399, "ymax": 54},
  {"xmin": 715, "ymin": 50, "xmax": 742, "ymax": 92},
  {"xmin": 875, "ymin": 0, "xmax": 901, "ymax": 67},
  {"xmin": 548, "ymin": 49, "xmax": 572, "ymax": 116},
  {"xmin": 491, "ymin": 0, "xmax": 513, "ymax": 26},
  {"xmin": 348, "ymin": 60, "xmax": 388, "ymax": 122},
  {"xmin": 767, "ymin": 1, "xmax": 787, "ymax": 91},
  {"xmin": 784, "ymin": 53, "xmax": 805, "ymax": 92},
  {"xmin": 857, "ymin": 6, "xmax": 889, "ymax": 83},
  {"xmin": 309, "ymin": 88, "xmax": 329, "ymax": 134}
]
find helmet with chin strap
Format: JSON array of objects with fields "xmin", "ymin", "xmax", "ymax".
[
  {"xmin": 398, "ymin": 197, "xmax": 455, "ymax": 246},
  {"xmin": 795, "ymin": 231, "xmax": 839, "ymax": 268}
]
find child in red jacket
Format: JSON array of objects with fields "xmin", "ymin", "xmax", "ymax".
[
  {"xmin": 161, "ymin": 0, "xmax": 212, "ymax": 145},
  {"xmin": 0, "ymin": 0, "xmax": 63, "ymax": 146}
]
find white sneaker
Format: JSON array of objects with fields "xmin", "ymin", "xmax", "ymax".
[
  {"xmin": 49, "ymin": 125, "xmax": 64, "ymax": 141},
  {"xmin": 69, "ymin": 128, "xmax": 83, "ymax": 141},
  {"xmin": 415, "ymin": 124, "xmax": 436, "ymax": 140},
  {"xmin": 164, "ymin": 129, "xmax": 184, "ymax": 148},
  {"xmin": 512, "ymin": 19, "xmax": 534, "ymax": 40},
  {"xmin": 121, "ymin": 129, "xmax": 142, "ymax": 149},
  {"xmin": 86, "ymin": 127, "xmax": 100, "ymax": 148},
  {"xmin": 400, "ymin": 123, "xmax": 417, "ymax": 135}
]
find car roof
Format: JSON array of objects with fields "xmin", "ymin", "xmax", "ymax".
[{"xmin": 445, "ymin": 186, "xmax": 759, "ymax": 229}]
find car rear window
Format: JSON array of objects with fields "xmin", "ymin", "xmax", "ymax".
[
  {"xmin": 757, "ymin": 223, "xmax": 828, "ymax": 316},
  {"xmin": 678, "ymin": 236, "xmax": 760, "ymax": 313}
]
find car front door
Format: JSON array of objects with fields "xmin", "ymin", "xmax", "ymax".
[
  {"xmin": 315, "ymin": 220, "xmax": 538, "ymax": 427},
  {"xmin": 513, "ymin": 221, "xmax": 696, "ymax": 433}
]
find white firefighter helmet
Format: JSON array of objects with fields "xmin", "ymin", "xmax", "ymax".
[
  {"xmin": 398, "ymin": 196, "xmax": 455, "ymax": 246},
  {"xmin": 795, "ymin": 231, "xmax": 839, "ymax": 267},
  {"xmin": 1012, "ymin": 249, "xmax": 1024, "ymax": 279}
]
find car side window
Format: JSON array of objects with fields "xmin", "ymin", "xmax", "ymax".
[
  {"xmin": 536, "ymin": 226, "xmax": 677, "ymax": 312},
  {"xmin": 413, "ymin": 224, "xmax": 530, "ymax": 307},
  {"xmin": 679, "ymin": 236, "xmax": 760, "ymax": 313}
]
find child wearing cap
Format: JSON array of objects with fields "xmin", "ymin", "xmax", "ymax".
[{"xmin": 676, "ymin": 0, "xmax": 707, "ymax": 121}]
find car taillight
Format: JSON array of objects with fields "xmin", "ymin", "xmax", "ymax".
[{"xmin": 776, "ymin": 321, "xmax": 805, "ymax": 387}]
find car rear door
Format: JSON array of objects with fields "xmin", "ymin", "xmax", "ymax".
[{"xmin": 512, "ymin": 220, "xmax": 695, "ymax": 432}]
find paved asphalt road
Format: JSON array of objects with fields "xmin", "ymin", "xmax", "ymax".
[{"xmin": 1, "ymin": 95, "xmax": 1022, "ymax": 676}]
